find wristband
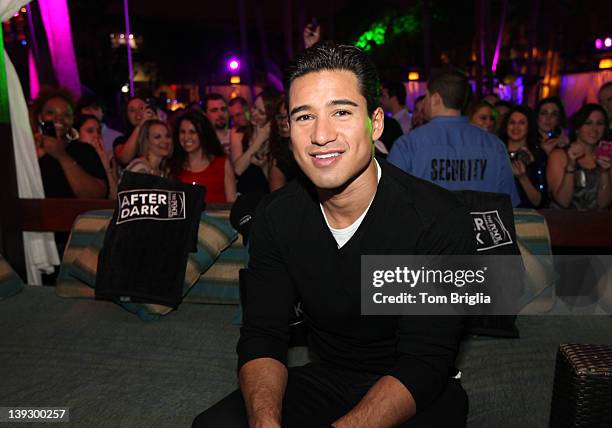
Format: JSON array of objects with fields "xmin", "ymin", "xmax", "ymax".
[{"xmin": 565, "ymin": 168, "xmax": 576, "ymax": 174}]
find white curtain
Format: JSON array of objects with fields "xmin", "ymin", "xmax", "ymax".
[{"xmin": 2, "ymin": 0, "xmax": 59, "ymax": 285}]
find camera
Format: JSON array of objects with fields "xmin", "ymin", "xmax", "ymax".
[
  {"xmin": 145, "ymin": 97, "xmax": 160, "ymax": 113},
  {"xmin": 39, "ymin": 120, "xmax": 57, "ymax": 138},
  {"xmin": 509, "ymin": 150, "xmax": 532, "ymax": 165}
]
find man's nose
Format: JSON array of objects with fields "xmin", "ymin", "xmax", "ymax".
[{"xmin": 311, "ymin": 117, "xmax": 337, "ymax": 145}]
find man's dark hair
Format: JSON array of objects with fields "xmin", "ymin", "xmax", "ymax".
[
  {"xmin": 76, "ymin": 95, "xmax": 104, "ymax": 114},
  {"xmin": 426, "ymin": 69, "xmax": 472, "ymax": 111},
  {"xmin": 383, "ymin": 81, "xmax": 407, "ymax": 106},
  {"xmin": 285, "ymin": 42, "xmax": 381, "ymax": 116},
  {"xmin": 228, "ymin": 96, "xmax": 249, "ymax": 108},
  {"xmin": 203, "ymin": 93, "xmax": 227, "ymax": 111}
]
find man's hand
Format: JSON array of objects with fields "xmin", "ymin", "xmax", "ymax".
[
  {"xmin": 332, "ymin": 375, "xmax": 415, "ymax": 428},
  {"xmin": 303, "ymin": 23, "xmax": 321, "ymax": 49}
]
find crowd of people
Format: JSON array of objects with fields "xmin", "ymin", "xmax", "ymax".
[
  {"xmin": 30, "ymin": 61, "xmax": 612, "ymax": 212},
  {"xmin": 384, "ymin": 78, "xmax": 612, "ymax": 210},
  {"xmin": 31, "ymin": 87, "xmax": 301, "ymax": 206}
]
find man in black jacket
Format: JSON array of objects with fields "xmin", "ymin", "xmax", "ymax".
[{"xmin": 193, "ymin": 43, "xmax": 475, "ymax": 428}]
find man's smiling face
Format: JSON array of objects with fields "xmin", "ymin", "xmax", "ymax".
[{"xmin": 289, "ymin": 69, "xmax": 383, "ymax": 191}]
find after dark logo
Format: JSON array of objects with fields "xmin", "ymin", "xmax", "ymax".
[
  {"xmin": 116, "ymin": 189, "xmax": 186, "ymax": 224},
  {"xmin": 471, "ymin": 210, "xmax": 513, "ymax": 251}
]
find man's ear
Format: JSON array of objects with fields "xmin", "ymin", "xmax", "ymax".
[
  {"xmin": 431, "ymin": 92, "xmax": 442, "ymax": 109},
  {"xmin": 371, "ymin": 107, "xmax": 385, "ymax": 141}
]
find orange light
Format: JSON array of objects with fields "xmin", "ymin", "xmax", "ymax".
[
  {"xmin": 408, "ymin": 72, "xmax": 419, "ymax": 81},
  {"xmin": 599, "ymin": 58, "xmax": 612, "ymax": 69},
  {"xmin": 230, "ymin": 76, "xmax": 241, "ymax": 84}
]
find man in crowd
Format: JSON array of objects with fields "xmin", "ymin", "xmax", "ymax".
[
  {"xmin": 193, "ymin": 43, "xmax": 473, "ymax": 427},
  {"xmin": 388, "ymin": 69, "xmax": 519, "ymax": 206},
  {"xmin": 598, "ymin": 81, "xmax": 612, "ymax": 134},
  {"xmin": 228, "ymin": 96, "xmax": 251, "ymax": 132},
  {"xmin": 203, "ymin": 93, "xmax": 231, "ymax": 154},
  {"xmin": 381, "ymin": 80, "xmax": 412, "ymax": 134},
  {"xmin": 76, "ymin": 95, "xmax": 122, "ymax": 155}
]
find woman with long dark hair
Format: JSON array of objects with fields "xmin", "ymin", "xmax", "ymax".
[
  {"xmin": 498, "ymin": 106, "xmax": 547, "ymax": 208},
  {"xmin": 547, "ymin": 104, "xmax": 611, "ymax": 209},
  {"xmin": 230, "ymin": 88, "xmax": 282, "ymax": 194},
  {"xmin": 169, "ymin": 111, "xmax": 236, "ymax": 203},
  {"xmin": 268, "ymin": 96, "xmax": 301, "ymax": 191}
]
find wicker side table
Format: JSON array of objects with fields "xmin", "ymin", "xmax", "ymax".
[{"xmin": 550, "ymin": 343, "xmax": 612, "ymax": 427}]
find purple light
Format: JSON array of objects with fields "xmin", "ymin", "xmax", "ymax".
[
  {"xmin": 38, "ymin": 0, "xmax": 82, "ymax": 97},
  {"xmin": 228, "ymin": 59, "xmax": 240, "ymax": 71},
  {"xmin": 605, "ymin": 38, "xmax": 612, "ymax": 48},
  {"xmin": 596, "ymin": 39, "xmax": 603, "ymax": 49}
]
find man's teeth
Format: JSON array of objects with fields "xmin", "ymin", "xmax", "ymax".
[{"xmin": 315, "ymin": 152, "xmax": 340, "ymax": 159}]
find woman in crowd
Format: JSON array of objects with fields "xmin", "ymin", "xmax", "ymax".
[
  {"xmin": 535, "ymin": 96, "xmax": 569, "ymax": 155},
  {"xmin": 268, "ymin": 96, "xmax": 300, "ymax": 192},
  {"xmin": 547, "ymin": 104, "xmax": 611, "ymax": 209},
  {"xmin": 230, "ymin": 88, "xmax": 282, "ymax": 194},
  {"xmin": 499, "ymin": 106, "xmax": 547, "ymax": 208},
  {"xmin": 34, "ymin": 88, "xmax": 108, "ymax": 199},
  {"xmin": 113, "ymin": 96, "xmax": 156, "ymax": 166},
  {"xmin": 125, "ymin": 119, "xmax": 172, "ymax": 177},
  {"xmin": 169, "ymin": 111, "xmax": 236, "ymax": 203},
  {"xmin": 74, "ymin": 114, "xmax": 118, "ymax": 199},
  {"xmin": 468, "ymin": 100, "xmax": 495, "ymax": 132}
]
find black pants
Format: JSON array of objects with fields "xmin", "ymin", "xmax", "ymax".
[{"xmin": 192, "ymin": 361, "xmax": 468, "ymax": 428}]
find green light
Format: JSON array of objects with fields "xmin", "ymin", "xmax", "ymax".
[
  {"xmin": 354, "ymin": 11, "xmax": 420, "ymax": 52},
  {"xmin": 355, "ymin": 19, "xmax": 388, "ymax": 52},
  {"xmin": 391, "ymin": 14, "xmax": 419, "ymax": 37},
  {"xmin": 0, "ymin": 28, "xmax": 10, "ymax": 123}
]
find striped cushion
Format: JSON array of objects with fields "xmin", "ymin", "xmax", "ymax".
[
  {"xmin": 0, "ymin": 254, "xmax": 24, "ymax": 301},
  {"xmin": 55, "ymin": 210, "xmax": 244, "ymax": 319},
  {"xmin": 513, "ymin": 208, "xmax": 555, "ymax": 314}
]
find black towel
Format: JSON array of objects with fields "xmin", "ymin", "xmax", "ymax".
[{"xmin": 96, "ymin": 171, "xmax": 204, "ymax": 307}]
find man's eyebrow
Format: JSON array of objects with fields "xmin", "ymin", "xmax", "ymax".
[
  {"xmin": 290, "ymin": 99, "xmax": 359, "ymax": 117},
  {"xmin": 290, "ymin": 105, "xmax": 311, "ymax": 116},
  {"xmin": 328, "ymin": 99, "xmax": 359, "ymax": 108}
]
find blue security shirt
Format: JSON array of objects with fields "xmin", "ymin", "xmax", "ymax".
[{"xmin": 388, "ymin": 116, "xmax": 520, "ymax": 206}]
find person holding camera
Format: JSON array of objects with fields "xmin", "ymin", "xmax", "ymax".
[
  {"xmin": 547, "ymin": 104, "xmax": 612, "ymax": 209},
  {"xmin": 230, "ymin": 89, "xmax": 282, "ymax": 195},
  {"xmin": 35, "ymin": 89, "xmax": 108, "ymax": 200},
  {"xmin": 535, "ymin": 96, "xmax": 569, "ymax": 155},
  {"xmin": 499, "ymin": 105, "xmax": 548, "ymax": 208},
  {"xmin": 113, "ymin": 96, "xmax": 157, "ymax": 166}
]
